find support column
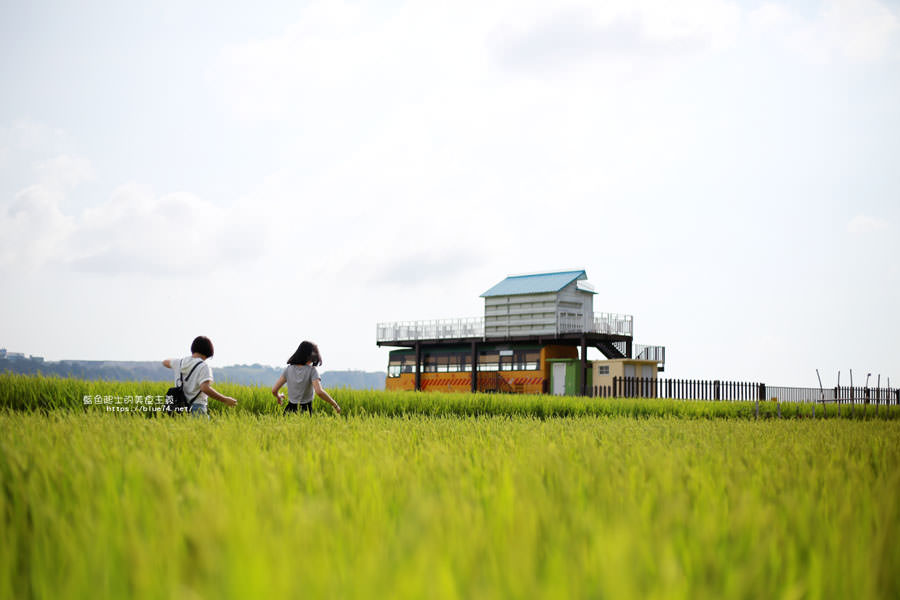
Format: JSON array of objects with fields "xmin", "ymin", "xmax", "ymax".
[
  {"xmin": 470, "ymin": 341, "xmax": 478, "ymax": 393},
  {"xmin": 414, "ymin": 342, "xmax": 422, "ymax": 391},
  {"xmin": 625, "ymin": 339, "xmax": 633, "ymax": 359},
  {"xmin": 580, "ymin": 335, "xmax": 588, "ymax": 397}
]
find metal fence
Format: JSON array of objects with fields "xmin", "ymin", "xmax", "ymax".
[
  {"xmin": 608, "ymin": 377, "xmax": 900, "ymax": 406},
  {"xmin": 766, "ymin": 385, "xmax": 900, "ymax": 405},
  {"xmin": 608, "ymin": 377, "xmax": 763, "ymax": 400}
]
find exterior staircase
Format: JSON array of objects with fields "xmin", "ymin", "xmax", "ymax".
[{"xmin": 595, "ymin": 340, "xmax": 627, "ymax": 359}]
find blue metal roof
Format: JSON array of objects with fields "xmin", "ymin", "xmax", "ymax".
[{"xmin": 480, "ymin": 270, "xmax": 592, "ymax": 297}]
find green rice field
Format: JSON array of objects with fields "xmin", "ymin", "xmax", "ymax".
[{"xmin": 1, "ymin": 374, "xmax": 898, "ymax": 598}]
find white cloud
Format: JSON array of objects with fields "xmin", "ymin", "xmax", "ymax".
[
  {"xmin": 751, "ymin": 0, "xmax": 900, "ymax": 63},
  {"xmin": 748, "ymin": 3, "xmax": 793, "ymax": 31},
  {"xmin": 632, "ymin": 0, "xmax": 741, "ymax": 49},
  {"xmin": 34, "ymin": 155, "xmax": 95, "ymax": 190},
  {"xmin": 210, "ymin": 0, "xmax": 742, "ymax": 123},
  {"xmin": 0, "ymin": 180, "xmax": 271, "ymax": 276},
  {"xmin": 822, "ymin": 0, "xmax": 900, "ymax": 62},
  {"xmin": 847, "ymin": 214, "xmax": 890, "ymax": 234},
  {"xmin": 69, "ymin": 184, "xmax": 270, "ymax": 276},
  {"xmin": 2, "ymin": 119, "xmax": 69, "ymax": 153},
  {"xmin": 491, "ymin": 10, "xmax": 711, "ymax": 73},
  {"xmin": 0, "ymin": 185, "xmax": 74, "ymax": 268},
  {"xmin": 209, "ymin": 1, "xmax": 384, "ymax": 122},
  {"xmin": 492, "ymin": 0, "xmax": 741, "ymax": 58},
  {"xmin": 0, "ymin": 120, "xmax": 73, "ymax": 175},
  {"xmin": 1, "ymin": 152, "xmax": 91, "ymax": 266}
]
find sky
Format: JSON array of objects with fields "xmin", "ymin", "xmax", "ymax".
[{"xmin": 1, "ymin": 0, "xmax": 898, "ymax": 388}]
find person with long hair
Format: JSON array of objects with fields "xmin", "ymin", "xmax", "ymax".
[{"xmin": 271, "ymin": 341, "xmax": 341, "ymax": 415}]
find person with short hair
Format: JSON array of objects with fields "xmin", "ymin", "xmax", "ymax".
[
  {"xmin": 271, "ymin": 341, "xmax": 341, "ymax": 415},
  {"xmin": 162, "ymin": 335, "xmax": 237, "ymax": 418}
]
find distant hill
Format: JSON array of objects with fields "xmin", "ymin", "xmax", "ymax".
[
  {"xmin": 0, "ymin": 357, "xmax": 385, "ymax": 391},
  {"xmin": 0, "ymin": 358, "xmax": 171, "ymax": 382},
  {"xmin": 320, "ymin": 370, "xmax": 386, "ymax": 391},
  {"xmin": 217, "ymin": 364, "xmax": 386, "ymax": 390},
  {"xmin": 216, "ymin": 363, "xmax": 283, "ymax": 386}
]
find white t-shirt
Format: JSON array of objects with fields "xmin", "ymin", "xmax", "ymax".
[
  {"xmin": 283, "ymin": 364, "xmax": 320, "ymax": 405},
  {"xmin": 169, "ymin": 357, "xmax": 213, "ymax": 407}
]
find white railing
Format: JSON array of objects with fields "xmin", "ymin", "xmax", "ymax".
[
  {"xmin": 376, "ymin": 318, "xmax": 485, "ymax": 342},
  {"xmin": 558, "ymin": 312, "xmax": 633, "ymax": 335},
  {"xmin": 378, "ymin": 310, "xmax": 634, "ymax": 342},
  {"xmin": 634, "ymin": 344, "xmax": 666, "ymax": 365},
  {"xmin": 557, "ymin": 314, "xmax": 586, "ymax": 333},
  {"xmin": 592, "ymin": 313, "xmax": 633, "ymax": 336}
]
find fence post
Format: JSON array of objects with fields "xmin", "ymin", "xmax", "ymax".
[
  {"xmin": 864, "ymin": 387, "xmax": 869, "ymax": 418},
  {"xmin": 714, "ymin": 380, "xmax": 720, "ymax": 401},
  {"xmin": 755, "ymin": 384, "xmax": 759, "ymax": 419}
]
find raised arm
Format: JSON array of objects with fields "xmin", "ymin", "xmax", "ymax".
[
  {"xmin": 162, "ymin": 359, "xmax": 173, "ymax": 368},
  {"xmin": 200, "ymin": 381, "xmax": 237, "ymax": 407},
  {"xmin": 313, "ymin": 379, "xmax": 341, "ymax": 414},
  {"xmin": 271, "ymin": 374, "xmax": 287, "ymax": 405}
]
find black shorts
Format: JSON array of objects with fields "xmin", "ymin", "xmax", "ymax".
[{"xmin": 284, "ymin": 402, "xmax": 312, "ymax": 415}]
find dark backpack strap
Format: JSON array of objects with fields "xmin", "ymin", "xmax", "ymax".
[{"xmin": 183, "ymin": 359, "xmax": 205, "ymax": 404}]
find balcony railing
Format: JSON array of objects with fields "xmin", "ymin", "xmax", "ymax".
[
  {"xmin": 558, "ymin": 313, "xmax": 633, "ymax": 336},
  {"xmin": 377, "ymin": 311, "xmax": 635, "ymax": 343},
  {"xmin": 634, "ymin": 344, "xmax": 666, "ymax": 365},
  {"xmin": 593, "ymin": 313, "xmax": 633, "ymax": 336},
  {"xmin": 376, "ymin": 318, "xmax": 485, "ymax": 342}
]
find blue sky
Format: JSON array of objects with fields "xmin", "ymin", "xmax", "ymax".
[{"xmin": 1, "ymin": 0, "xmax": 898, "ymax": 387}]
